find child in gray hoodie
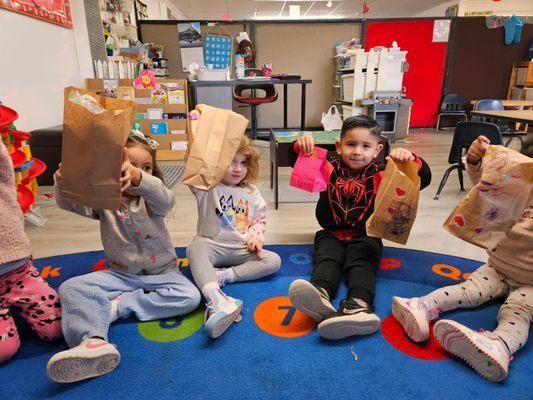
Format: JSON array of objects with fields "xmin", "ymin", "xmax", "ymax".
[{"xmin": 47, "ymin": 131, "xmax": 200, "ymax": 383}]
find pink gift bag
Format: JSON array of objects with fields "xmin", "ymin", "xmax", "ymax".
[{"xmin": 290, "ymin": 146, "xmax": 328, "ymax": 192}]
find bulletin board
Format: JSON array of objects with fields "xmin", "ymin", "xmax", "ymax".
[
  {"xmin": 0, "ymin": 0, "xmax": 72, "ymax": 28},
  {"xmin": 444, "ymin": 17, "xmax": 533, "ymax": 104},
  {"xmin": 365, "ymin": 19, "xmax": 449, "ymax": 128}
]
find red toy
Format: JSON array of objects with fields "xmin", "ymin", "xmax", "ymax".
[{"xmin": 0, "ymin": 104, "xmax": 46, "ymax": 214}]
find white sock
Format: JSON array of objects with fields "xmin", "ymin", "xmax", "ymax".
[
  {"xmin": 215, "ymin": 268, "xmax": 236, "ymax": 286},
  {"xmin": 201, "ymin": 281, "xmax": 221, "ymax": 303},
  {"xmin": 110, "ymin": 297, "xmax": 120, "ymax": 323}
]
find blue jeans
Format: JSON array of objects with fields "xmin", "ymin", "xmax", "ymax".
[{"xmin": 59, "ymin": 269, "xmax": 201, "ymax": 347}]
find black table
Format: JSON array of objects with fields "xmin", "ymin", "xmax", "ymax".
[{"xmin": 190, "ymin": 79, "xmax": 312, "ymax": 131}]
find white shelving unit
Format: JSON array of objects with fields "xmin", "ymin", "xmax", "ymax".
[{"xmin": 335, "ymin": 48, "xmax": 408, "ymax": 119}]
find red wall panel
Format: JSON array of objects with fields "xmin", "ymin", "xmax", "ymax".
[{"xmin": 365, "ymin": 20, "xmax": 448, "ymax": 127}]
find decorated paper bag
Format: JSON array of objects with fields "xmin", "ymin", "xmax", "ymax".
[
  {"xmin": 290, "ymin": 146, "xmax": 328, "ymax": 193},
  {"xmin": 366, "ymin": 158, "xmax": 421, "ymax": 244},
  {"xmin": 182, "ymin": 104, "xmax": 248, "ymax": 190},
  {"xmin": 60, "ymin": 87, "xmax": 135, "ymax": 210},
  {"xmin": 444, "ymin": 145, "xmax": 533, "ymax": 249}
]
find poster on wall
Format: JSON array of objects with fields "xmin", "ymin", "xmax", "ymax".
[
  {"xmin": 204, "ymin": 35, "xmax": 233, "ymax": 69},
  {"xmin": 178, "ymin": 22, "xmax": 204, "ymax": 72},
  {"xmin": 0, "ymin": 0, "xmax": 73, "ymax": 28}
]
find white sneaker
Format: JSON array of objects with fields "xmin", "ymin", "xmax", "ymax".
[
  {"xmin": 46, "ymin": 338, "xmax": 121, "ymax": 383},
  {"xmin": 434, "ymin": 319, "xmax": 510, "ymax": 382},
  {"xmin": 289, "ymin": 279, "xmax": 336, "ymax": 323},
  {"xmin": 391, "ymin": 296, "xmax": 430, "ymax": 342},
  {"xmin": 215, "ymin": 268, "xmax": 235, "ymax": 288},
  {"xmin": 318, "ymin": 298, "xmax": 381, "ymax": 340},
  {"xmin": 204, "ymin": 290, "xmax": 243, "ymax": 339}
]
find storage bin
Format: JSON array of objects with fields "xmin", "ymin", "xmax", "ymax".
[
  {"xmin": 516, "ymin": 68, "xmax": 528, "ymax": 86},
  {"xmin": 341, "ymin": 74, "xmax": 354, "ymax": 101},
  {"xmin": 197, "ymin": 69, "xmax": 228, "ymax": 81},
  {"xmin": 510, "ymin": 87, "xmax": 525, "ymax": 100},
  {"xmin": 342, "ymin": 105, "xmax": 354, "ymax": 118}
]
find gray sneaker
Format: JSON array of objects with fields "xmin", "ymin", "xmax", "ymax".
[
  {"xmin": 289, "ymin": 279, "xmax": 336, "ymax": 322},
  {"xmin": 318, "ymin": 298, "xmax": 381, "ymax": 340}
]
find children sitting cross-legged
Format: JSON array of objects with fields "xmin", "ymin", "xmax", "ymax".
[
  {"xmin": 47, "ymin": 131, "xmax": 200, "ymax": 383},
  {"xmin": 187, "ymin": 135, "xmax": 281, "ymax": 339},
  {"xmin": 288, "ymin": 115, "xmax": 431, "ymax": 340},
  {"xmin": 392, "ymin": 134, "xmax": 532, "ymax": 382}
]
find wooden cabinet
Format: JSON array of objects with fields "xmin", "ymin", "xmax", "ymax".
[
  {"xmin": 508, "ymin": 61, "xmax": 533, "ymax": 100},
  {"xmin": 85, "ymin": 78, "xmax": 189, "ymax": 161}
]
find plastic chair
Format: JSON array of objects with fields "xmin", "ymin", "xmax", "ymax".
[
  {"xmin": 233, "ymin": 68, "xmax": 278, "ymax": 139},
  {"xmin": 472, "ymin": 99, "xmax": 526, "ymax": 146},
  {"xmin": 433, "ymin": 121, "xmax": 502, "ymax": 200},
  {"xmin": 436, "ymin": 93, "xmax": 467, "ymax": 130}
]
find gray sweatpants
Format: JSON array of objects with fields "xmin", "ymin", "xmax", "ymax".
[
  {"xmin": 186, "ymin": 237, "xmax": 281, "ymax": 290},
  {"xmin": 59, "ymin": 269, "xmax": 201, "ymax": 347},
  {"xmin": 422, "ymin": 263, "xmax": 533, "ymax": 355}
]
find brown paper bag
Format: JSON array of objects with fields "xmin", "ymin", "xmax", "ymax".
[
  {"xmin": 366, "ymin": 158, "xmax": 421, "ymax": 245},
  {"xmin": 59, "ymin": 87, "xmax": 135, "ymax": 210},
  {"xmin": 182, "ymin": 104, "xmax": 249, "ymax": 190},
  {"xmin": 443, "ymin": 145, "xmax": 533, "ymax": 249}
]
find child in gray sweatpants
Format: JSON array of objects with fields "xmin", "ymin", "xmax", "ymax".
[
  {"xmin": 187, "ymin": 136, "xmax": 281, "ymax": 339},
  {"xmin": 47, "ymin": 132, "xmax": 200, "ymax": 383}
]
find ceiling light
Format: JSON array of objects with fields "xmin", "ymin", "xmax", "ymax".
[{"xmin": 326, "ymin": 1, "xmax": 332, "ymax": 7}]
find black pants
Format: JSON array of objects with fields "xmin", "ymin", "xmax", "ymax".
[{"xmin": 311, "ymin": 230, "xmax": 383, "ymax": 306}]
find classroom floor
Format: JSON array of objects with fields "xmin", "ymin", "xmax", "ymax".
[{"xmin": 27, "ymin": 128, "xmax": 522, "ymax": 262}]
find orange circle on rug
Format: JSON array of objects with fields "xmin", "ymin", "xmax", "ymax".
[
  {"xmin": 254, "ymin": 296, "xmax": 316, "ymax": 338},
  {"xmin": 381, "ymin": 314, "xmax": 449, "ymax": 361}
]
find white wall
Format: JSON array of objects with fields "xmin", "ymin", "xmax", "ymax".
[
  {"xmin": 458, "ymin": 0, "xmax": 533, "ymax": 16},
  {"xmin": 144, "ymin": 0, "xmax": 187, "ymax": 20},
  {"xmin": 0, "ymin": 0, "xmax": 93, "ymax": 131},
  {"xmin": 413, "ymin": 1, "xmax": 457, "ymax": 17}
]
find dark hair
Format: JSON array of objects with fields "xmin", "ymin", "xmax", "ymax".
[
  {"xmin": 520, "ymin": 133, "xmax": 533, "ymax": 158},
  {"xmin": 341, "ymin": 115, "xmax": 381, "ymax": 140},
  {"xmin": 125, "ymin": 136, "xmax": 164, "ymax": 183}
]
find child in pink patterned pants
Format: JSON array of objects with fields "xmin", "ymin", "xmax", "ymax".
[
  {"xmin": 0, "ymin": 140, "xmax": 62, "ymax": 363},
  {"xmin": 0, "ymin": 260, "xmax": 62, "ymax": 362}
]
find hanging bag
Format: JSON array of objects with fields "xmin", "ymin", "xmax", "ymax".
[{"xmin": 321, "ymin": 105, "xmax": 343, "ymax": 131}]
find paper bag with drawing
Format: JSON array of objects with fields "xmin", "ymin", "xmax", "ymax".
[
  {"xmin": 366, "ymin": 158, "xmax": 421, "ymax": 245},
  {"xmin": 444, "ymin": 145, "xmax": 533, "ymax": 249}
]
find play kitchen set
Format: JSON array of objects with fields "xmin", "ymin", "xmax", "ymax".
[{"xmin": 336, "ymin": 43, "xmax": 412, "ymax": 140}]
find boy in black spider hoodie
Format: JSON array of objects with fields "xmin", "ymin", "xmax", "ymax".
[{"xmin": 288, "ymin": 115, "xmax": 431, "ymax": 340}]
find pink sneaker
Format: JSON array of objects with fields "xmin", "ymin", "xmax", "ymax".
[
  {"xmin": 46, "ymin": 338, "xmax": 120, "ymax": 383},
  {"xmin": 434, "ymin": 319, "xmax": 510, "ymax": 382},
  {"xmin": 391, "ymin": 296, "xmax": 430, "ymax": 342}
]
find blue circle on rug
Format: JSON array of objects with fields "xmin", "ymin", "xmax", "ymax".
[{"xmin": 3, "ymin": 245, "xmax": 531, "ymax": 400}]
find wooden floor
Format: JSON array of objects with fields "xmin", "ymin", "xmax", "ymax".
[{"xmin": 28, "ymin": 129, "xmax": 522, "ymax": 262}]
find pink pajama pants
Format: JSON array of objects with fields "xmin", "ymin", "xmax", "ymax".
[{"xmin": 0, "ymin": 260, "xmax": 62, "ymax": 363}]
